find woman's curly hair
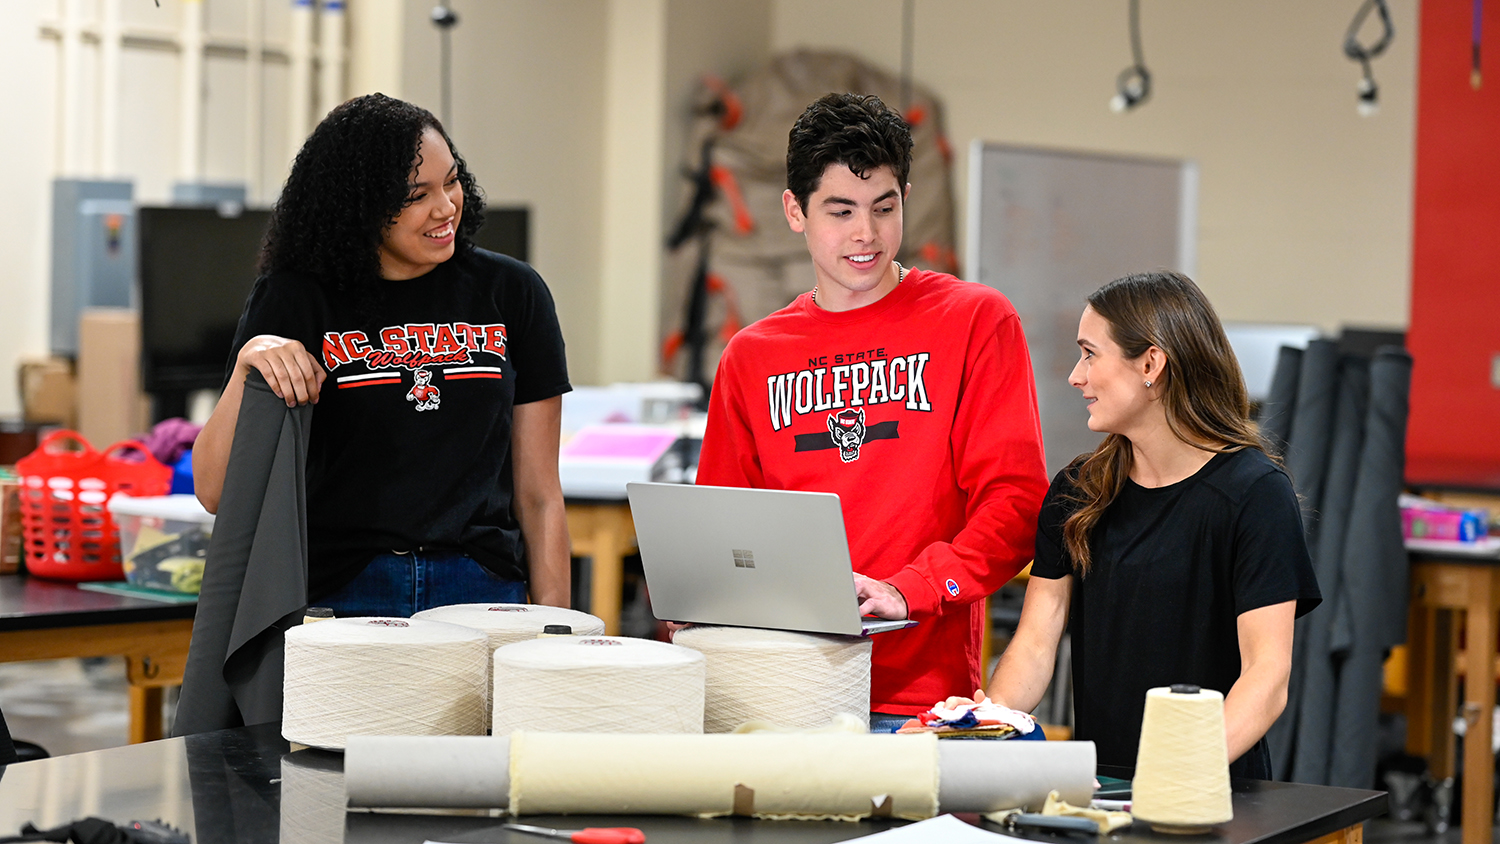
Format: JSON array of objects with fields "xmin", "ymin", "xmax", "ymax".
[{"xmin": 259, "ymin": 93, "xmax": 486, "ymax": 302}]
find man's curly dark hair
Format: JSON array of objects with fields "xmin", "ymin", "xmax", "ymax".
[
  {"xmin": 259, "ymin": 93, "xmax": 486, "ymax": 296},
  {"xmin": 786, "ymin": 93, "xmax": 912, "ymax": 213}
]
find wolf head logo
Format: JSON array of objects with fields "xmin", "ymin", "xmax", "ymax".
[
  {"xmin": 406, "ymin": 368, "xmax": 441, "ymax": 411},
  {"xmin": 827, "ymin": 408, "xmax": 867, "ymax": 463}
]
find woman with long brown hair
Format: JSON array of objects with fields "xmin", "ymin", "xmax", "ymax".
[{"xmin": 983, "ymin": 271, "xmax": 1320, "ymax": 780}]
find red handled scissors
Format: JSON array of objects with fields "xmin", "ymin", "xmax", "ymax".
[{"xmin": 501, "ymin": 822, "xmax": 646, "ymax": 844}]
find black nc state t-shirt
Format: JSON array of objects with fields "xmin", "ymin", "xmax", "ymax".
[
  {"xmin": 1029, "ymin": 448, "xmax": 1320, "ymax": 773},
  {"xmin": 227, "ymin": 249, "xmax": 571, "ymax": 599}
]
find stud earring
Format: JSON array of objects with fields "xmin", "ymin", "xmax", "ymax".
[{"xmin": 1144, "ymin": 380, "xmax": 1153, "ymax": 388}]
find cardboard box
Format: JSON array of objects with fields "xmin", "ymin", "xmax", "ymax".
[
  {"xmin": 18, "ymin": 357, "xmax": 75, "ymax": 426},
  {"xmin": 77, "ymin": 308, "xmax": 150, "ymax": 448}
]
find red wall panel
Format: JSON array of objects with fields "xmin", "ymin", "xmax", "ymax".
[{"xmin": 1409, "ymin": 0, "xmax": 1500, "ymax": 466}]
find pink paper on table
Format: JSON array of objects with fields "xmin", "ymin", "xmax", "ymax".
[{"xmin": 561, "ymin": 427, "xmax": 679, "ymax": 460}]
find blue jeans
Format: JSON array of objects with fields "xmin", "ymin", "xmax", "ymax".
[
  {"xmin": 869, "ymin": 711, "xmax": 1050, "ymax": 739},
  {"xmin": 317, "ymin": 549, "xmax": 528, "ymax": 618}
]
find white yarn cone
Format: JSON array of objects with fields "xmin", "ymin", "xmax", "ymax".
[
  {"xmin": 674, "ymin": 625, "xmax": 871, "ymax": 732},
  {"xmin": 492, "ymin": 635, "xmax": 705, "ymax": 735},
  {"xmin": 282, "ymin": 617, "xmax": 489, "ymax": 749},
  {"xmin": 1132, "ymin": 685, "xmax": 1233, "ymax": 832}
]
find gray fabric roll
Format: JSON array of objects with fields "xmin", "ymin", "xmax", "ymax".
[
  {"xmin": 1328, "ymin": 347, "xmax": 1412, "ymax": 789},
  {"xmin": 1289, "ymin": 356, "xmax": 1369, "ymax": 785},
  {"xmin": 1284, "ymin": 339, "xmax": 1341, "ymax": 541},
  {"xmin": 1258, "ymin": 345, "xmax": 1303, "ymax": 458},
  {"xmin": 175, "ymin": 371, "xmax": 312, "ymax": 736},
  {"xmin": 1266, "ymin": 338, "xmax": 1339, "ymax": 777}
]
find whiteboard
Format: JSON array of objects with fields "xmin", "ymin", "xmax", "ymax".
[{"xmin": 967, "ymin": 142, "xmax": 1198, "ymax": 474}]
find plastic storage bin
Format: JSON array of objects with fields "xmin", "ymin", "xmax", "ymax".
[
  {"xmin": 106, "ymin": 494, "xmax": 214, "ymax": 594},
  {"xmin": 16, "ymin": 431, "xmax": 171, "ymax": 581}
]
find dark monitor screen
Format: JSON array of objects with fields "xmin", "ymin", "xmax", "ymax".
[
  {"xmin": 138, "ymin": 206, "xmax": 271, "ymax": 393},
  {"xmin": 138, "ymin": 204, "xmax": 529, "ymax": 395},
  {"xmin": 473, "ymin": 206, "xmax": 529, "ymax": 263}
]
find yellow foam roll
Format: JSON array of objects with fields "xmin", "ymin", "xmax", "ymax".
[{"xmin": 507, "ymin": 731, "xmax": 940, "ymax": 820}]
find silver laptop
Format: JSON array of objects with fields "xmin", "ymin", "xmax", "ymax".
[{"xmin": 626, "ymin": 482, "xmax": 918, "ymax": 636}]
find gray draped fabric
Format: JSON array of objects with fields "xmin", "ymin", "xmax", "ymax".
[
  {"xmin": 1259, "ymin": 345, "xmax": 1304, "ymax": 457},
  {"xmin": 1327, "ymin": 347, "xmax": 1412, "ymax": 788},
  {"xmin": 1267, "ymin": 343, "xmax": 1412, "ymax": 788},
  {"xmin": 174, "ymin": 371, "xmax": 312, "ymax": 736},
  {"xmin": 1267, "ymin": 338, "xmax": 1340, "ymax": 776},
  {"xmin": 1290, "ymin": 356, "xmax": 1370, "ymax": 784}
]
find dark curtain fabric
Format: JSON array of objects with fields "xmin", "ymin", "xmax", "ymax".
[
  {"xmin": 1267, "ymin": 338, "xmax": 1341, "ymax": 776},
  {"xmin": 0, "ymin": 706, "xmax": 16, "ymax": 766},
  {"xmin": 1259, "ymin": 345, "xmax": 1304, "ymax": 458},
  {"xmin": 175, "ymin": 371, "xmax": 312, "ymax": 736},
  {"xmin": 1290, "ymin": 356, "xmax": 1370, "ymax": 784},
  {"xmin": 1327, "ymin": 347, "xmax": 1413, "ymax": 788}
]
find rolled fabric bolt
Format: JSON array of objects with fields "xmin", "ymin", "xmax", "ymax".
[{"xmin": 343, "ymin": 733, "xmax": 1097, "ymax": 815}]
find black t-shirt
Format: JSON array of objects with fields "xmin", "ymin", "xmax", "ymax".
[
  {"xmin": 1029, "ymin": 448, "xmax": 1320, "ymax": 772},
  {"xmin": 227, "ymin": 249, "xmax": 571, "ymax": 599}
]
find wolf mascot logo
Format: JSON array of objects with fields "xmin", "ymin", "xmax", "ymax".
[
  {"xmin": 827, "ymin": 408, "xmax": 867, "ymax": 463},
  {"xmin": 406, "ymin": 368, "xmax": 441, "ymax": 411}
]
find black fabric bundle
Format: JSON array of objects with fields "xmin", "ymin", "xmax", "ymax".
[{"xmin": 174, "ymin": 370, "xmax": 312, "ymax": 736}]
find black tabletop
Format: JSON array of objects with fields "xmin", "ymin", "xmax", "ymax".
[
  {"xmin": 0, "ymin": 575, "xmax": 196, "ymax": 632},
  {"xmin": 0, "ymin": 723, "xmax": 1386, "ymax": 844}
]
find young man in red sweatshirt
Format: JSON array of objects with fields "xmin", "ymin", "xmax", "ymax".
[{"xmin": 695, "ymin": 92, "xmax": 1049, "ymax": 729}]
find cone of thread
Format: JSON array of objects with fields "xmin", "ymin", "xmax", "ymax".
[{"xmin": 1131, "ymin": 686, "xmax": 1233, "ymax": 831}]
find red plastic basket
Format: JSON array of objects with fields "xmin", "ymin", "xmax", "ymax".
[{"xmin": 15, "ymin": 431, "xmax": 172, "ymax": 581}]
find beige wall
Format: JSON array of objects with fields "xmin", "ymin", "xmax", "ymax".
[
  {"xmin": 0, "ymin": 3, "xmax": 58, "ymax": 419},
  {"xmin": 400, "ymin": 0, "xmax": 610, "ymax": 385},
  {"xmin": 769, "ymin": 0, "xmax": 1418, "ymax": 333},
  {"xmin": 0, "ymin": 1, "xmax": 1421, "ymax": 417}
]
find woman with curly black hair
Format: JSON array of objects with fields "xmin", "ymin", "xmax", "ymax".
[{"xmin": 194, "ymin": 93, "xmax": 571, "ymax": 615}]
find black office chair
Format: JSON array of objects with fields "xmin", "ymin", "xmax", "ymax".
[
  {"xmin": 0, "ymin": 707, "xmax": 48, "ymax": 765},
  {"xmin": 0, "ymin": 705, "xmax": 16, "ymax": 766}
]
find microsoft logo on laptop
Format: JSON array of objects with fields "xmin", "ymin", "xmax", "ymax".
[{"xmin": 732, "ymin": 549, "xmax": 756, "ymax": 569}]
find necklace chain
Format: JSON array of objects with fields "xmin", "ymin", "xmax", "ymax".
[{"xmin": 812, "ymin": 261, "xmax": 906, "ymax": 305}]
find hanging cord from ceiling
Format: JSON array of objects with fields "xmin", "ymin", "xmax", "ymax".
[
  {"xmin": 432, "ymin": 2, "xmax": 460, "ymax": 129},
  {"xmin": 1110, "ymin": 0, "xmax": 1151, "ymax": 112},
  {"xmin": 1343, "ymin": 0, "xmax": 1394, "ymax": 116},
  {"xmin": 900, "ymin": 0, "xmax": 916, "ymax": 113}
]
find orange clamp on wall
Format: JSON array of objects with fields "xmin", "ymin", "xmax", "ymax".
[{"xmin": 709, "ymin": 166, "xmax": 755, "ymax": 234}]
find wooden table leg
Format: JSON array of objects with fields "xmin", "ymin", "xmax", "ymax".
[
  {"xmin": 1460, "ymin": 568, "xmax": 1498, "ymax": 844},
  {"xmin": 567, "ymin": 502, "xmax": 636, "ymax": 636},
  {"xmin": 128, "ymin": 685, "xmax": 164, "ymax": 744},
  {"xmin": 1306, "ymin": 823, "xmax": 1363, "ymax": 844},
  {"xmin": 589, "ymin": 512, "xmax": 627, "ymax": 635}
]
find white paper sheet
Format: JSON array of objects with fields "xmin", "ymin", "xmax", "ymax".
[{"xmin": 848, "ymin": 813, "xmax": 1037, "ymax": 842}]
